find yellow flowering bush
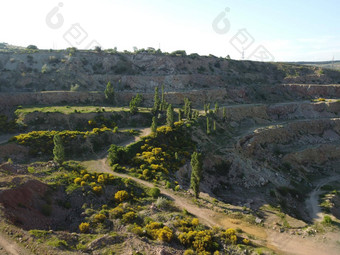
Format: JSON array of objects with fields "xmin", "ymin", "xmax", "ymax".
[
  {"xmin": 94, "ymin": 213, "xmax": 107, "ymax": 222},
  {"xmin": 114, "ymin": 190, "xmax": 129, "ymax": 203},
  {"xmin": 79, "ymin": 222, "xmax": 90, "ymax": 233},
  {"xmin": 74, "ymin": 177, "xmax": 82, "ymax": 185}
]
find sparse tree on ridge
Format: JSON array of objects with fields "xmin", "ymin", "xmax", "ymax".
[
  {"xmin": 129, "ymin": 94, "xmax": 143, "ymax": 114},
  {"xmin": 183, "ymin": 98, "xmax": 192, "ymax": 120},
  {"xmin": 222, "ymin": 107, "xmax": 226, "ymax": 121},
  {"xmin": 104, "ymin": 81, "xmax": 115, "ymax": 104},
  {"xmin": 53, "ymin": 134, "xmax": 64, "ymax": 164},
  {"xmin": 206, "ymin": 117, "xmax": 210, "ymax": 135},
  {"xmin": 178, "ymin": 109, "xmax": 182, "ymax": 121},
  {"xmin": 151, "ymin": 116, "xmax": 157, "ymax": 133},
  {"xmin": 153, "ymin": 87, "xmax": 160, "ymax": 113},
  {"xmin": 161, "ymin": 84, "xmax": 166, "ymax": 111},
  {"xmin": 166, "ymin": 104, "xmax": 174, "ymax": 127},
  {"xmin": 190, "ymin": 152, "xmax": 203, "ymax": 198}
]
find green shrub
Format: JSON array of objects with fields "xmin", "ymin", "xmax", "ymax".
[
  {"xmin": 322, "ymin": 215, "xmax": 332, "ymax": 225},
  {"xmin": 129, "ymin": 224, "xmax": 143, "ymax": 236},
  {"xmin": 155, "ymin": 197, "xmax": 170, "ymax": 209},
  {"xmin": 149, "ymin": 187, "xmax": 160, "ymax": 198},
  {"xmin": 110, "ymin": 206, "xmax": 124, "ymax": 219},
  {"xmin": 27, "ymin": 166, "xmax": 35, "ymax": 174},
  {"xmin": 122, "ymin": 211, "xmax": 137, "ymax": 224}
]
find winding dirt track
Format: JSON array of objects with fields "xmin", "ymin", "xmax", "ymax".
[
  {"xmin": 305, "ymin": 174, "xmax": 340, "ymax": 222},
  {"xmin": 0, "ymin": 233, "xmax": 31, "ymax": 255},
  {"xmin": 89, "ymin": 127, "xmax": 340, "ymax": 255}
]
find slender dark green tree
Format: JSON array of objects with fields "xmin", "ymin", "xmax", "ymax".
[
  {"xmin": 206, "ymin": 117, "xmax": 210, "ymax": 135},
  {"xmin": 153, "ymin": 87, "xmax": 160, "ymax": 113},
  {"xmin": 161, "ymin": 84, "xmax": 165, "ymax": 111},
  {"xmin": 178, "ymin": 109, "xmax": 182, "ymax": 121},
  {"xmin": 53, "ymin": 134, "xmax": 64, "ymax": 164},
  {"xmin": 213, "ymin": 120, "xmax": 216, "ymax": 132},
  {"xmin": 222, "ymin": 107, "xmax": 226, "ymax": 120},
  {"xmin": 166, "ymin": 104, "xmax": 174, "ymax": 127},
  {"xmin": 129, "ymin": 94, "xmax": 143, "ymax": 114},
  {"xmin": 104, "ymin": 81, "xmax": 115, "ymax": 104},
  {"xmin": 190, "ymin": 152, "xmax": 203, "ymax": 198},
  {"xmin": 204, "ymin": 103, "xmax": 208, "ymax": 115},
  {"xmin": 151, "ymin": 116, "xmax": 157, "ymax": 133},
  {"xmin": 214, "ymin": 102, "xmax": 219, "ymax": 115},
  {"xmin": 183, "ymin": 98, "xmax": 192, "ymax": 120}
]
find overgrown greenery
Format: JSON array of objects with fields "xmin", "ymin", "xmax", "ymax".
[
  {"xmin": 104, "ymin": 81, "xmax": 115, "ymax": 104},
  {"xmin": 11, "ymin": 127, "xmax": 121, "ymax": 157},
  {"xmin": 129, "ymin": 94, "xmax": 143, "ymax": 114},
  {"xmin": 109, "ymin": 121, "xmax": 195, "ymax": 182},
  {"xmin": 190, "ymin": 152, "xmax": 203, "ymax": 198},
  {"xmin": 53, "ymin": 134, "xmax": 65, "ymax": 164}
]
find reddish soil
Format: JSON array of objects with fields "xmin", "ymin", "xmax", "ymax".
[{"xmin": 0, "ymin": 180, "xmax": 52, "ymax": 230}]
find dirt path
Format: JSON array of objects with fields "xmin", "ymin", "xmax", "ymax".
[
  {"xmin": 305, "ymin": 174, "xmax": 340, "ymax": 222},
  {"xmin": 85, "ymin": 157, "xmax": 340, "ymax": 255},
  {"xmin": 0, "ymin": 233, "xmax": 31, "ymax": 255},
  {"xmin": 118, "ymin": 127, "xmax": 151, "ymax": 147},
  {"xmin": 93, "ymin": 157, "xmax": 267, "ymax": 241},
  {"xmin": 83, "ymin": 125, "xmax": 340, "ymax": 255},
  {"xmin": 265, "ymin": 229, "xmax": 340, "ymax": 255}
]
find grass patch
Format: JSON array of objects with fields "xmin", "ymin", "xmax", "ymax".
[{"xmin": 15, "ymin": 105, "xmax": 151, "ymax": 115}]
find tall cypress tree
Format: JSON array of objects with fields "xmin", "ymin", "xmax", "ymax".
[
  {"xmin": 53, "ymin": 134, "xmax": 64, "ymax": 164},
  {"xmin": 190, "ymin": 152, "xmax": 203, "ymax": 198},
  {"xmin": 214, "ymin": 102, "xmax": 219, "ymax": 115},
  {"xmin": 183, "ymin": 98, "xmax": 192, "ymax": 120},
  {"xmin": 166, "ymin": 104, "xmax": 174, "ymax": 127},
  {"xmin": 151, "ymin": 116, "xmax": 157, "ymax": 133},
  {"xmin": 104, "ymin": 81, "xmax": 115, "ymax": 104},
  {"xmin": 161, "ymin": 84, "xmax": 165, "ymax": 111},
  {"xmin": 153, "ymin": 87, "xmax": 160, "ymax": 113},
  {"xmin": 222, "ymin": 107, "xmax": 226, "ymax": 121},
  {"xmin": 178, "ymin": 109, "xmax": 182, "ymax": 121},
  {"xmin": 206, "ymin": 117, "xmax": 210, "ymax": 135},
  {"xmin": 204, "ymin": 103, "xmax": 208, "ymax": 115}
]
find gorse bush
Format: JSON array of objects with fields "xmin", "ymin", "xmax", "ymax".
[
  {"xmin": 144, "ymin": 222, "xmax": 173, "ymax": 242},
  {"xmin": 122, "ymin": 211, "xmax": 137, "ymax": 223},
  {"xmin": 131, "ymin": 122, "xmax": 194, "ymax": 181},
  {"xmin": 11, "ymin": 127, "xmax": 116, "ymax": 157},
  {"xmin": 79, "ymin": 222, "xmax": 90, "ymax": 233},
  {"xmin": 94, "ymin": 213, "xmax": 107, "ymax": 222},
  {"xmin": 115, "ymin": 190, "xmax": 129, "ymax": 203}
]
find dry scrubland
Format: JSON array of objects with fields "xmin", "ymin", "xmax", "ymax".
[{"xmin": 0, "ymin": 47, "xmax": 340, "ymax": 255}]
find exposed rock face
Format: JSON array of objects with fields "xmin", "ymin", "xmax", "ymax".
[
  {"xmin": 1, "ymin": 51, "xmax": 340, "ymax": 109},
  {"xmin": 238, "ymin": 118, "xmax": 340, "ymax": 156},
  {"xmin": 283, "ymin": 144, "xmax": 340, "ymax": 165},
  {"xmin": 281, "ymin": 84, "xmax": 340, "ymax": 98}
]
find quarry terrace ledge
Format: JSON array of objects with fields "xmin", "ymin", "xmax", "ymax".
[{"xmin": 0, "ymin": 88, "xmax": 228, "ymax": 108}]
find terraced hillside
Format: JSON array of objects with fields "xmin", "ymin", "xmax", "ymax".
[{"xmin": 0, "ymin": 49, "xmax": 340, "ymax": 255}]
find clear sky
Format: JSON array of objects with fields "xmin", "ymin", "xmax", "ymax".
[{"xmin": 1, "ymin": 0, "xmax": 339, "ymax": 61}]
